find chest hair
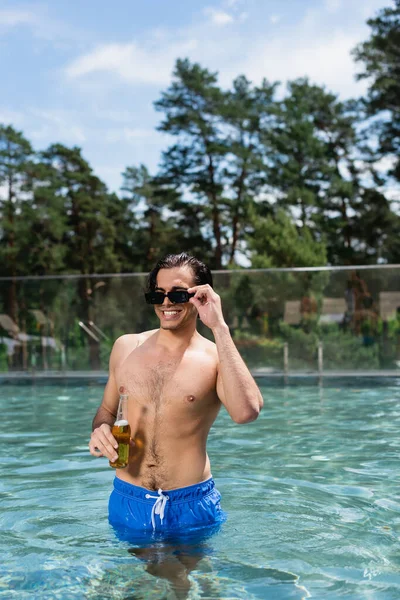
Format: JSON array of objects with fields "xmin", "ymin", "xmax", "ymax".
[{"xmin": 145, "ymin": 357, "xmax": 181, "ymax": 407}]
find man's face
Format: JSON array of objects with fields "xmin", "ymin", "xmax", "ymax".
[{"xmin": 154, "ymin": 266, "xmax": 198, "ymax": 330}]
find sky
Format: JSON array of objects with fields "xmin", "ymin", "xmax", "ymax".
[{"xmin": 1, "ymin": 0, "xmax": 391, "ymax": 194}]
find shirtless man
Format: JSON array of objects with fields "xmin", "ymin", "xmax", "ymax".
[{"xmin": 89, "ymin": 253, "xmax": 263, "ymax": 533}]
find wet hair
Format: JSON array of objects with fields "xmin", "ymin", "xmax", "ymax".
[{"xmin": 147, "ymin": 253, "xmax": 213, "ymax": 292}]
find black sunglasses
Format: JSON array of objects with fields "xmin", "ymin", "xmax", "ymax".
[{"xmin": 145, "ymin": 290, "xmax": 195, "ymax": 305}]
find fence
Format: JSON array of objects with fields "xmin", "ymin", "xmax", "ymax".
[{"xmin": 0, "ymin": 265, "xmax": 399, "ymax": 374}]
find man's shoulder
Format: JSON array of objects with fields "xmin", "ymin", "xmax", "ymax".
[
  {"xmin": 110, "ymin": 330, "xmax": 158, "ymax": 369},
  {"xmin": 113, "ymin": 333, "xmax": 137, "ymax": 350},
  {"xmin": 113, "ymin": 329, "xmax": 158, "ymax": 350},
  {"xmin": 196, "ymin": 334, "xmax": 218, "ymax": 358}
]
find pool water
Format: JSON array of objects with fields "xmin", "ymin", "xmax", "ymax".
[{"xmin": 1, "ymin": 379, "xmax": 400, "ymax": 599}]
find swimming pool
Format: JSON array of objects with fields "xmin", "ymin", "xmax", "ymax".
[{"xmin": 1, "ymin": 378, "xmax": 399, "ymax": 599}]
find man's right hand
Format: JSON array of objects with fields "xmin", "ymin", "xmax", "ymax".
[{"xmin": 89, "ymin": 423, "xmax": 119, "ymax": 463}]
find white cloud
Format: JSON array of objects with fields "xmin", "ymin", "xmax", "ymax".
[
  {"xmin": 93, "ymin": 165, "xmax": 125, "ymax": 192},
  {"xmin": 92, "ymin": 108, "xmax": 138, "ymax": 123},
  {"xmin": 204, "ymin": 7, "xmax": 234, "ymax": 26},
  {"xmin": 0, "ymin": 8, "xmax": 35, "ymax": 28},
  {"xmin": 66, "ymin": 39, "xmax": 198, "ymax": 85},
  {"xmin": 324, "ymin": 0, "xmax": 342, "ymax": 13},
  {"xmin": 0, "ymin": 6, "xmax": 95, "ymax": 48},
  {"xmin": 63, "ymin": 0, "xmax": 389, "ymax": 107},
  {"xmin": 0, "ymin": 107, "xmax": 87, "ymax": 147},
  {"xmin": 269, "ymin": 14, "xmax": 281, "ymax": 24},
  {"xmin": 0, "ymin": 108, "xmax": 25, "ymax": 126},
  {"xmin": 30, "ymin": 125, "xmax": 86, "ymax": 144},
  {"xmin": 105, "ymin": 127, "xmax": 156, "ymax": 144},
  {"xmin": 29, "ymin": 109, "xmax": 86, "ymax": 144},
  {"xmin": 124, "ymin": 127, "xmax": 156, "ymax": 141},
  {"xmin": 360, "ymin": 0, "xmax": 388, "ymax": 19},
  {"xmin": 234, "ymin": 13, "xmax": 369, "ymax": 98}
]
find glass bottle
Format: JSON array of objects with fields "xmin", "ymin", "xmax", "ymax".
[{"xmin": 109, "ymin": 393, "xmax": 131, "ymax": 469}]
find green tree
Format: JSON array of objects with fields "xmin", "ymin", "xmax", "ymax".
[
  {"xmin": 155, "ymin": 59, "xmax": 227, "ymax": 268},
  {"xmin": 266, "ymin": 79, "xmax": 335, "ymax": 229},
  {"xmin": 262, "ymin": 78, "xmax": 397, "ymax": 265},
  {"xmin": 18, "ymin": 160, "xmax": 67, "ymax": 276},
  {"xmin": 155, "ymin": 59, "xmax": 281, "ymax": 267},
  {"xmin": 104, "ymin": 190, "xmax": 139, "ymax": 273},
  {"xmin": 40, "ymin": 144, "xmax": 121, "ymax": 368},
  {"xmin": 121, "ymin": 164, "xmax": 211, "ymax": 270},
  {"xmin": 222, "ymin": 76, "xmax": 277, "ymax": 264},
  {"xmin": 307, "ymin": 96, "xmax": 368, "ymax": 265},
  {"xmin": 353, "ymin": 0, "xmax": 400, "ymax": 181},
  {"xmin": 352, "ymin": 1, "xmax": 400, "ymax": 263},
  {"xmin": 0, "ymin": 125, "xmax": 33, "ymax": 324},
  {"xmin": 41, "ymin": 144, "xmax": 120, "ymax": 276},
  {"xmin": 352, "ymin": 187, "xmax": 400, "ymax": 263},
  {"xmin": 248, "ymin": 208, "xmax": 327, "ymax": 268}
]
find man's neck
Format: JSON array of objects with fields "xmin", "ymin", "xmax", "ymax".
[{"xmin": 156, "ymin": 322, "xmax": 198, "ymax": 352}]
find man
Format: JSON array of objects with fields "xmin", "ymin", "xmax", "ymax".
[{"xmin": 89, "ymin": 253, "xmax": 263, "ymax": 533}]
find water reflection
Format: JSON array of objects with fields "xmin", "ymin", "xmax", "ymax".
[
  {"xmin": 107, "ymin": 522, "xmax": 312, "ymax": 599},
  {"xmin": 113, "ymin": 523, "xmax": 221, "ymax": 599},
  {"xmin": 3, "ymin": 382, "xmax": 400, "ymax": 598}
]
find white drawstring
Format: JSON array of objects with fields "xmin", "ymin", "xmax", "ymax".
[{"xmin": 145, "ymin": 489, "xmax": 169, "ymax": 530}]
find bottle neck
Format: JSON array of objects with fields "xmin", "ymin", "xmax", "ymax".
[{"xmin": 116, "ymin": 394, "xmax": 129, "ymax": 422}]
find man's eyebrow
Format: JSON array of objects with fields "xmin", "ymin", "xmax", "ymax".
[{"xmin": 155, "ymin": 286, "xmax": 188, "ymax": 291}]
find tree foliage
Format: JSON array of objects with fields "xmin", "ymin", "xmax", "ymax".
[
  {"xmin": 248, "ymin": 208, "xmax": 327, "ymax": 268},
  {"xmin": 353, "ymin": 0, "xmax": 400, "ymax": 177},
  {"xmin": 0, "ymin": 3, "xmax": 398, "ymax": 289}
]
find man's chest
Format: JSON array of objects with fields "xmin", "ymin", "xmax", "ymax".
[{"xmin": 115, "ymin": 350, "xmax": 218, "ymax": 410}]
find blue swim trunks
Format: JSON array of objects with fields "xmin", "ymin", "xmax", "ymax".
[{"xmin": 109, "ymin": 477, "xmax": 225, "ymax": 534}]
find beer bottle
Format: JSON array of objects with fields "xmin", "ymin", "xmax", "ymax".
[{"xmin": 109, "ymin": 393, "xmax": 131, "ymax": 469}]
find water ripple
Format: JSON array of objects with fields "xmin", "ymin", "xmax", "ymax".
[{"xmin": 1, "ymin": 381, "xmax": 400, "ymax": 598}]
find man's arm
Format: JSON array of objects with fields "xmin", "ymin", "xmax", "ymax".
[
  {"xmin": 188, "ymin": 284, "xmax": 263, "ymax": 424},
  {"xmin": 88, "ymin": 337, "xmax": 127, "ymax": 462},
  {"xmin": 214, "ymin": 323, "xmax": 263, "ymax": 423},
  {"xmin": 92, "ymin": 374, "xmax": 118, "ymax": 431}
]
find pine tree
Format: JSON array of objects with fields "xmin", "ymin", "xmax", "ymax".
[
  {"xmin": 352, "ymin": 1, "xmax": 400, "ymax": 262},
  {"xmin": 353, "ymin": 0, "xmax": 400, "ymax": 179},
  {"xmin": 222, "ymin": 76, "xmax": 277, "ymax": 264},
  {"xmin": 40, "ymin": 144, "xmax": 121, "ymax": 368},
  {"xmin": 0, "ymin": 125, "xmax": 33, "ymax": 326},
  {"xmin": 155, "ymin": 59, "xmax": 227, "ymax": 268}
]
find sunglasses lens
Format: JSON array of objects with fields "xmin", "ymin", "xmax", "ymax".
[
  {"xmin": 145, "ymin": 292, "xmax": 165, "ymax": 304},
  {"xmin": 169, "ymin": 291, "xmax": 187, "ymax": 303},
  {"xmin": 170, "ymin": 291, "xmax": 196, "ymax": 303},
  {"xmin": 145, "ymin": 291, "xmax": 195, "ymax": 304}
]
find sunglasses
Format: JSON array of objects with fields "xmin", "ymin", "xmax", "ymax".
[{"xmin": 144, "ymin": 290, "xmax": 195, "ymax": 305}]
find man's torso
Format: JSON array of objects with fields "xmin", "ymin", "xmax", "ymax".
[{"xmin": 114, "ymin": 330, "xmax": 221, "ymax": 490}]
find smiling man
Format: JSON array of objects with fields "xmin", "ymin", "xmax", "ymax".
[{"xmin": 89, "ymin": 253, "xmax": 263, "ymax": 534}]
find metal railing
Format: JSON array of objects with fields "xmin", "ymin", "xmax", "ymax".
[{"xmin": 0, "ymin": 265, "xmax": 399, "ymax": 375}]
